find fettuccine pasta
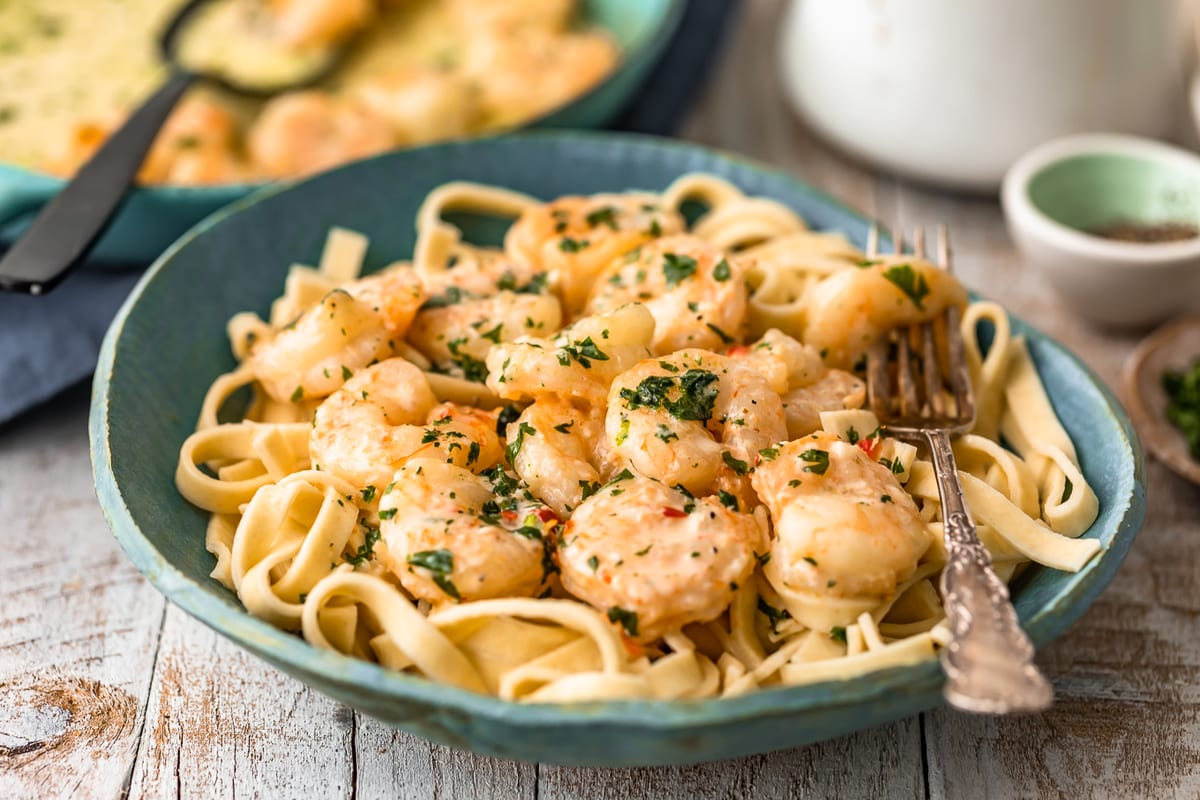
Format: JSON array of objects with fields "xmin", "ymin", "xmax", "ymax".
[{"xmin": 176, "ymin": 174, "xmax": 1102, "ymax": 702}]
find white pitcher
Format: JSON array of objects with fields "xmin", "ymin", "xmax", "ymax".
[{"xmin": 779, "ymin": 0, "xmax": 1190, "ymax": 191}]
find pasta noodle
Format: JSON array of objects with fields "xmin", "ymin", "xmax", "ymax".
[{"xmin": 175, "ymin": 174, "xmax": 1102, "ymax": 701}]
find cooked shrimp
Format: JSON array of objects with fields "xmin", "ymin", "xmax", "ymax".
[
  {"xmin": 249, "ymin": 270, "xmax": 425, "ymax": 403},
  {"xmin": 422, "ymin": 401, "xmax": 506, "ymax": 473},
  {"xmin": 782, "ymin": 370, "xmax": 867, "ymax": 438},
  {"xmin": 247, "ymin": 92, "xmax": 395, "ymax": 178},
  {"xmin": 418, "ymin": 255, "xmax": 544, "ymax": 300},
  {"xmin": 731, "ymin": 330, "xmax": 866, "ymax": 437},
  {"xmin": 803, "ymin": 255, "xmax": 968, "ymax": 369},
  {"xmin": 606, "ymin": 349, "xmax": 786, "ymax": 497},
  {"xmin": 352, "ymin": 66, "xmax": 480, "ymax": 145},
  {"xmin": 265, "ymin": 0, "xmax": 375, "ymax": 48},
  {"xmin": 557, "ymin": 474, "xmax": 762, "ymax": 641},
  {"xmin": 407, "ymin": 291, "xmax": 563, "ymax": 381},
  {"xmin": 448, "ymin": 0, "xmax": 575, "ymax": 34},
  {"xmin": 507, "ymin": 397, "xmax": 617, "ymax": 517},
  {"xmin": 486, "ymin": 304, "xmax": 656, "ymax": 406},
  {"xmin": 505, "ymin": 194, "xmax": 684, "ymax": 317},
  {"xmin": 587, "ymin": 235, "xmax": 749, "ymax": 355},
  {"xmin": 462, "ymin": 28, "xmax": 619, "ymax": 128},
  {"xmin": 45, "ymin": 96, "xmax": 246, "ymax": 184},
  {"xmin": 378, "ymin": 459, "xmax": 556, "ymax": 605},
  {"xmin": 750, "ymin": 432, "xmax": 932, "ymax": 627},
  {"xmin": 310, "ymin": 359, "xmax": 438, "ymax": 489}
]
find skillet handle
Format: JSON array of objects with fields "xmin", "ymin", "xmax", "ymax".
[{"xmin": 0, "ymin": 71, "xmax": 195, "ymax": 295}]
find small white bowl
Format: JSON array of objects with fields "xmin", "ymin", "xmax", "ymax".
[{"xmin": 1002, "ymin": 133, "xmax": 1200, "ymax": 329}]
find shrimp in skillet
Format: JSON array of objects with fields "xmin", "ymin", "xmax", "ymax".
[
  {"xmin": 557, "ymin": 474, "xmax": 763, "ymax": 641},
  {"xmin": 750, "ymin": 432, "xmax": 932, "ymax": 629},
  {"xmin": 587, "ymin": 235, "xmax": 749, "ymax": 355}
]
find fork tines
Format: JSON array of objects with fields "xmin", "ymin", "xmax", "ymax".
[{"xmin": 864, "ymin": 225, "xmax": 975, "ymax": 431}]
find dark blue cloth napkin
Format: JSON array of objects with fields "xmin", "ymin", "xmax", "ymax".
[{"xmin": 0, "ymin": 0, "xmax": 740, "ymax": 426}]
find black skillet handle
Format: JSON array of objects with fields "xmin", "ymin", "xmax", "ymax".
[{"xmin": 0, "ymin": 71, "xmax": 195, "ymax": 295}]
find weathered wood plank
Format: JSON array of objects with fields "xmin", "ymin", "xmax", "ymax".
[
  {"xmin": 0, "ymin": 384, "xmax": 166, "ymax": 800},
  {"xmin": 539, "ymin": 717, "xmax": 925, "ymax": 800},
  {"xmin": 353, "ymin": 716, "xmax": 536, "ymax": 800},
  {"xmin": 127, "ymin": 606, "xmax": 354, "ymax": 799}
]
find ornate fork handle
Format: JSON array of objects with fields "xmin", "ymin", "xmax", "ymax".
[{"xmin": 925, "ymin": 430, "xmax": 1054, "ymax": 713}]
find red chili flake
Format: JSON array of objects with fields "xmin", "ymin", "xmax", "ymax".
[
  {"xmin": 536, "ymin": 508, "xmax": 559, "ymax": 524},
  {"xmin": 857, "ymin": 437, "xmax": 880, "ymax": 457},
  {"xmin": 662, "ymin": 507, "xmax": 688, "ymax": 518},
  {"xmin": 501, "ymin": 510, "xmax": 519, "ymax": 521},
  {"xmin": 727, "ymin": 345, "xmax": 750, "ymax": 357}
]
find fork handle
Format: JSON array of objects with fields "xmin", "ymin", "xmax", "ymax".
[{"xmin": 925, "ymin": 430, "xmax": 1054, "ymax": 713}]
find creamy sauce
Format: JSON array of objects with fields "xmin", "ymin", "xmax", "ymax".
[{"xmin": 0, "ymin": 0, "xmax": 479, "ymax": 169}]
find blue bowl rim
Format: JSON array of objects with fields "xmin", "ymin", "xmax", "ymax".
[
  {"xmin": 0, "ymin": 0, "xmax": 685, "ymax": 200},
  {"xmin": 90, "ymin": 129, "xmax": 1147, "ymax": 731}
]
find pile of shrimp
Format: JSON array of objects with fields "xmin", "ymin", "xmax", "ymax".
[
  {"xmin": 42, "ymin": 0, "xmax": 618, "ymax": 184},
  {"xmin": 205, "ymin": 184, "xmax": 971, "ymax": 665}
]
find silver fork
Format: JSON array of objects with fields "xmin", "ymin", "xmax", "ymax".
[{"xmin": 864, "ymin": 225, "xmax": 1053, "ymax": 714}]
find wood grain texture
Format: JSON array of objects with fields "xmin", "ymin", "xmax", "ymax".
[
  {"xmin": 127, "ymin": 606, "xmax": 354, "ymax": 800},
  {"xmin": 354, "ymin": 718, "xmax": 536, "ymax": 800},
  {"xmin": 0, "ymin": 384, "xmax": 166, "ymax": 799}
]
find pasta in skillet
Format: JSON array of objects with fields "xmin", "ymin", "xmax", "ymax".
[{"xmin": 176, "ymin": 174, "xmax": 1102, "ymax": 701}]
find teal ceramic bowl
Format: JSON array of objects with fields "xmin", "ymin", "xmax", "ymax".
[
  {"xmin": 0, "ymin": 0, "xmax": 682, "ymax": 265},
  {"xmin": 91, "ymin": 132, "xmax": 1146, "ymax": 767}
]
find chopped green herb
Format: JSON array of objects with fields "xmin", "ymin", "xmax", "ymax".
[
  {"xmin": 607, "ymin": 606, "xmax": 639, "ymax": 637},
  {"xmin": 290, "ymin": 386, "xmax": 304, "ymax": 403},
  {"xmin": 662, "ymin": 252, "xmax": 698, "ymax": 286},
  {"xmin": 722, "ymin": 452, "xmax": 750, "ymax": 475},
  {"xmin": 557, "ymin": 335, "xmax": 610, "ymax": 368},
  {"xmin": 360, "ymin": 485, "xmax": 377, "ymax": 503},
  {"xmin": 830, "ymin": 626, "xmax": 847, "ymax": 644},
  {"xmin": 559, "ymin": 237, "xmax": 589, "ymax": 253},
  {"xmin": 757, "ymin": 598, "xmax": 792, "ymax": 633},
  {"xmin": 800, "ymin": 449, "xmax": 830, "ymax": 475},
  {"xmin": 407, "ymin": 549, "xmax": 460, "ymax": 600},
  {"xmin": 618, "ymin": 369, "xmax": 720, "ymax": 421},
  {"xmin": 554, "ymin": 420, "xmax": 575, "ymax": 434},
  {"xmin": 341, "ymin": 365, "xmax": 353, "ymax": 381},
  {"xmin": 478, "ymin": 322, "xmax": 504, "ymax": 344},
  {"xmin": 345, "ymin": 527, "xmax": 381, "ymax": 566},
  {"xmin": 588, "ymin": 555, "xmax": 600, "ymax": 571},
  {"xmin": 579, "ymin": 479, "xmax": 602, "ymax": 501},
  {"xmin": 635, "ymin": 544, "xmax": 653, "ymax": 556},
  {"xmin": 655, "ymin": 424, "xmax": 679, "ymax": 443},
  {"xmin": 586, "ymin": 205, "xmax": 618, "ymax": 230},
  {"xmin": 718, "ymin": 490, "xmax": 739, "ymax": 511},
  {"xmin": 881, "ymin": 263, "xmax": 931, "ymax": 310},
  {"xmin": 378, "ymin": 508, "xmax": 397, "ymax": 520},
  {"xmin": 803, "ymin": 556, "xmax": 818, "ymax": 566},
  {"xmin": 505, "ymin": 422, "xmax": 537, "ymax": 465},
  {"xmin": 758, "ymin": 447, "xmax": 780, "ymax": 462},
  {"xmin": 712, "ymin": 258, "xmax": 732, "ymax": 281},
  {"xmin": 705, "ymin": 322, "xmax": 734, "ymax": 345},
  {"xmin": 881, "ymin": 494, "xmax": 893, "ymax": 504},
  {"xmin": 845, "ymin": 425, "xmax": 860, "ymax": 445}
]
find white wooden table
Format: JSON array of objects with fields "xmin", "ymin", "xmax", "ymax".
[{"xmin": 4, "ymin": 3, "xmax": 1199, "ymax": 797}]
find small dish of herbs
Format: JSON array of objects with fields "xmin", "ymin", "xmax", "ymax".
[{"xmin": 1123, "ymin": 315, "xmax": 1200, "ymax": 486}]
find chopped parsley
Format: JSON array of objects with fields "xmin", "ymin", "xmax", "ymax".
[
  {"xmin": 618, "ymin": 369, "xmax": 719, "ymax": 421},
  {"xmin": 360, "ymin": 485, "xmax": 377, "ymax": 503},
  {"xmin": 881, "ymin": 494, "xmax": 893, "ymax": 503},
  {"xmin": 845, "ymin": 425, "xmax": 860, "ymax": 445},
  {"xmin": 712, "ymin": 258, "xmax": 732, "ymax": 281},
  {"xmin": 554, "ymin": 420, "xmax": 575, "ymax": 434},
  {"xmin": 757, "ymin": 598, "xmax": 792, "ymax": 634},
  {"xmin": 341, "ymin": 365, "xmax": 353, "ymax": 381},
  {"xmin": 556, "ymin": 336, "xmax": 610, "ymax": 368},
  {"xmin": 477, "ymin": 322, "xmax": 504, "ymax": 344},
  {"xmin": 655, "ymin": 424, "xmax": 679, "ymax": 443},
  {"xmin": 559, "ymin": 237, "xmax": 589, "ymax": 253},
  {"xmin": 607, "ymin": 606, "xmax": 639, "ymax": 637},
  {"xmin": 705, "ymin": 322, "xmax": 734, "ymax": 345},
  {"xmin": 579, "ymin": 479, "xmax": 602, "ymax": 501},
  {"xmin": 830, "ymin": 626, "xmax": 848, "ymax": 645},
  {"xmin": 420, "ymin": 286, "xmax": 468, "ymax": 310},
  {"xmin": 505, "ymin": 422, "xmax": 537, "ymax": 465},
  {"xmin": 882, "ymin": 263, "xmax": 931, "ymax": 310},
  {"xmin": 800, "ymin": 449, "xmax": 830, "ymax": 475},
  {"xmin": 587, "ymin": 555, "xmax": 600, "ymax": 571},
  {"xmin": 407, "ymin": 549, "xmax": 460, "ymax": 600},
  {"xmin": 717, "ymin": 490, "xmax": 739, "ymax": 511},
  {"xmin": 290, "ymin": 386, "xmax": 304, "ymax": 403},
  {"xmin": 585, "ymin": 205, "xmax": 618, "ymax": 230},
  {"xmin": 758, "ymin": 447, "xmax": 780, "ymax": 462},
  {"xmin": 345, "ymin": 527, "xmax": 380, "ymax": 566},
  {"xmin": 378, "ymin": 508, "xmax": 397, "ymax": 520},
  {"xmin": 662, "ymin": 252, "xmax": 698, "ymax": 286},
  {"xmin": 722, "ymin": 452, "xmax": 750, "ymax": 475},
  {"xmin": 446, "ymin": 338, "xmax": 489, "ymax": 383}
]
